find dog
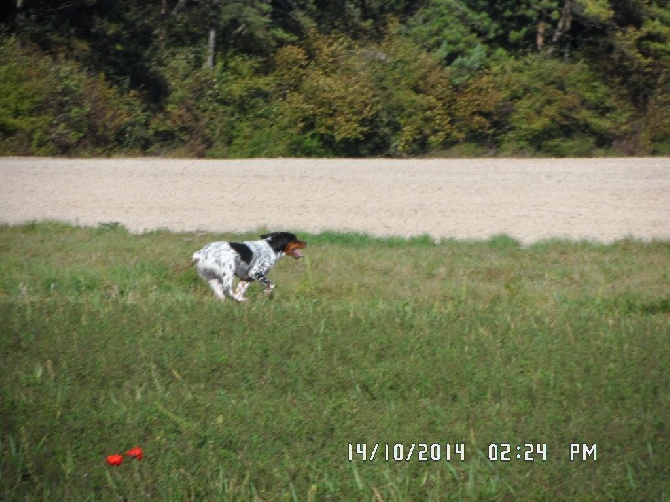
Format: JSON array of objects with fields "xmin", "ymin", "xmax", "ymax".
[{"xmin": 192, "ymin": 232, "xmax": 306, "ymax": 301}]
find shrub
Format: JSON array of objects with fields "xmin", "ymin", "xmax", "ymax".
[
  {"xmin": 0, "ymin": 37, "xmax": 149, "ymax": 156},
  {"xmin": 0, "ymin": 37, "xmax": 55, "ymax": 155},
  {"xmin": 493, "ymin": 56, "xmax": 633, "ymax": 156}
]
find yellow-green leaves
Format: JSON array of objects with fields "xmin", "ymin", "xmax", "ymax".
[{"xmin": 578, "ymin": 0, "xmax": 614, "ymax": 23}]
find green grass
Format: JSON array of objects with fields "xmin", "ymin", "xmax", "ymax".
[{"xmin": 1, "ymin": 221, "xmax": 668, "ymax": 501}]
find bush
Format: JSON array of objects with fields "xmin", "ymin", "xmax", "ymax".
[
  {"xmin": 0, "ymin": 37, "xmax": 149, "ymax": 156},
  {"xmin": 493, "ymin": 56, "xmax": 633, "ymax": 156},
  {"xmin": 271, "ymin": 34, "xmax": 382, "ymax": 156},
  {"xmin": 0, "ymin": 37, "xmax": 55, "ymax": 155},
  {"xmin": 639, "ymin": 81, "xmax": 670, "ymax": 155}
]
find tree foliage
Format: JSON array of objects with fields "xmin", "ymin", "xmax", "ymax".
[
  {"xmin": 1, "ymin": 0, "xmax": 668, "ymax": 156},
  {"xmin": 494, "ymin": 55, "xmax": 633, "ymax": 155}
]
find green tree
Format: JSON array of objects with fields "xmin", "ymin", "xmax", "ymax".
[
  {"xmin": 368, "ymin": 32, "xmax": 457, "ymax": 155},
  {"xmin": 272, "ymin": 33, "xmax": 381, "ymax": 156},
  {"xmin": 494, "ymin": 55, "xmax": 633, "ymax": 156},
  {"xmin": 2, "ymin": 0, "xmax": 669, "ymax": 156},
  {"xmin": 0, "ymin": 38, "xmax": 53, "ymax": 154},
  {"xmin": 9, "ymin": 0, "xmax": 168, "ymax": 100},
  {"xmin": 0, "ymin": 37, "xmax": 148, "ymax": 155},
  {"xmin": 404, "ymin": 0, "xmax": 500, "ymax": 84}
]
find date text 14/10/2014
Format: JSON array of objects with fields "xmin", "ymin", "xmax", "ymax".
[{"xmin": 348, "ymin": 443, "xmax": 597, "ymax": 462}]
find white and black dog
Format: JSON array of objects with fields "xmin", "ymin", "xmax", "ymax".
[{"xmin": 192, "ymin": 232, "xmax": 306, "ymax": 301}]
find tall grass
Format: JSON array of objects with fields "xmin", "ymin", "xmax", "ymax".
[{"xmin": 1, "ymin": 222, "xmax": 668, "ymax": 500}]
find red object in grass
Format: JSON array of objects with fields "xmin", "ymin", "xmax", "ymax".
[
  {"xmin": 126, "ymin": 446, "xmax": 143, "ymax": 461},
  {"xmin": 106, "ymin": 454, "xmax": 124, "ymax": 466}
]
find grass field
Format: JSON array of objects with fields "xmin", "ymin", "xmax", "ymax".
[{"xmin": 1, "ymin": 222, "xmax": 668, "ymax": 501}]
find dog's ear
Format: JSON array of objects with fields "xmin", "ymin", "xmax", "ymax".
[{"xmin": 263, "ymin": 232, "xmax": 295, "ymax": 253}]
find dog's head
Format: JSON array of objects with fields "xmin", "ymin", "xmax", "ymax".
[{"xmin": 261, "ymin": 232, "xmax": 307, "ymax": 259}]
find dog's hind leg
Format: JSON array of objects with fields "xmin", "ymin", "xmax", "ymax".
[
  {"xmin": 206, "ymin": 277, "xmax": 226, "ymax": 300},
  {"xmin": 219, "ymin": 268, "xmax": 246, "ymax": 302},
  {"xmin": 196, "ymin": 265, "xmax": 226, "ymax": 300}
]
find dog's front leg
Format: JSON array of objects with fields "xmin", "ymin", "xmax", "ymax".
[
  {"xmin": 251, "ymin": 272, "xmax": 274, "ymax": 295},
  {"xmin": 233, "ymin": 280, "xmax": 251, "ymax": 302}
]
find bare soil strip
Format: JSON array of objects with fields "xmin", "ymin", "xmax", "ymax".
[{"xmin": 1, "ymin": 157, "xmax": 668, "ymax": 244}]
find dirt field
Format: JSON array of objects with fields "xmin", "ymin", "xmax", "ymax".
[{"xmin": 1, "ymin": 157, "xmax": 668, "ymax": 244}]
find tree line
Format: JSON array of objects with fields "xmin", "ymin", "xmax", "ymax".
[{"xmin": 1, "ymin": 0, "xmax": 668, "ymax": 157}]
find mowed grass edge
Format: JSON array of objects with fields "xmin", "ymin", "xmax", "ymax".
[{"xmin": 1, "ymin": 221, "xmax": 668, "ymax": 501}]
